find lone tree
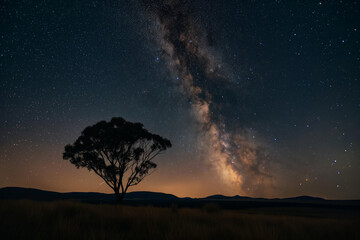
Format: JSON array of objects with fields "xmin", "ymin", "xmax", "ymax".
[{"xmin": 63, "ymin": 117, "xmax": 171, "ymax": 203}]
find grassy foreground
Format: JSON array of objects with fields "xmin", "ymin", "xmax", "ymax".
[{"xmin": 0, "ymin": 200, "xmax": 358, "ymax": 240}]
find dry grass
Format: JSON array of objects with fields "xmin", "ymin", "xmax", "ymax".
[{"xmin": 0, "ymin": 200, "xmax": 358, "ymax": 240}]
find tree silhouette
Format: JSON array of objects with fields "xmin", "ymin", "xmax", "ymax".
[{"xmin": 63, "ymin": 117, "xmax": 172, "ymax": 203}]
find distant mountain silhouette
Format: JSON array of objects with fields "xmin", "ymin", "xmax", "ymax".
[
  {"xmin": 204, "ymin": 194, "xmax": 252, "ymax": 200},
  {"xmin": 1, "ymin": 187, "xmax": 358, "ymax": 211},
  {"xmin": 0, "ymin": 187, "xmax": 113, "ymax": 202},
  {"xmin": 283, "ymin": 196, "xmax": 325, "ymax": 201},
  {"xmin": 0, "ymin": 187, "xmax": 331, "ymax": 202},
  {"xmin": 203, "ymin": 194, "xmax": 326, "ymax": 201},
  {"xmin": 0, "ymin": 187, "xmax": 178, "ymax": 202},
  {"xmin": 125, "ymin": 191, "xmax": 178, "ymax": 200}
]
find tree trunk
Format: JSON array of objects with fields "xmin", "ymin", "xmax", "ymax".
[{"xmin": 114, "ymin": 190, "xmax": 124, "ymax": 204}]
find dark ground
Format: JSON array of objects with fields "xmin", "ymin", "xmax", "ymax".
[{"xmin": 0, "ymin": 187, "xmax": 359, "ymax": 239}]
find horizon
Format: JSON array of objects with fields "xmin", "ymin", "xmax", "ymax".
[
  {"xmin": 2, "ymin": 186, "xmax": 358, "ymax": 201},
  {"xmin": 1, "ymin": 0, "xmax": 359, "ymax": 200}
]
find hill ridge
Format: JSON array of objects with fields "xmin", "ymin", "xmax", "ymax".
[{"xmin": 0, "ymin": 186, "xmax": 327, "ymax": 202}]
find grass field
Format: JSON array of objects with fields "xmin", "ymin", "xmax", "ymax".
[{"xmin": 0, "ymin": 200, "xmax": 359, "ymax": 240}]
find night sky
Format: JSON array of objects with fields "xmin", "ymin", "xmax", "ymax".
[{"xmin": 1, "ymin": 0, "xmax": 359, "ymax": 199}]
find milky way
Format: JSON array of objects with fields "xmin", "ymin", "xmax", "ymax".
[{"xmin": 140, "ymin": 0, "xmax": 273, "ymax": 195}]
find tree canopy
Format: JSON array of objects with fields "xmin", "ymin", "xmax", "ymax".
[{"xmin": 63, "ymin": 117, "xmax": 172, "ymax": 203}]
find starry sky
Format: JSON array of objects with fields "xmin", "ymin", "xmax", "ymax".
[{"xmin": 1, "ymin": 0, "xmax": 359, "ymax": 199}]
